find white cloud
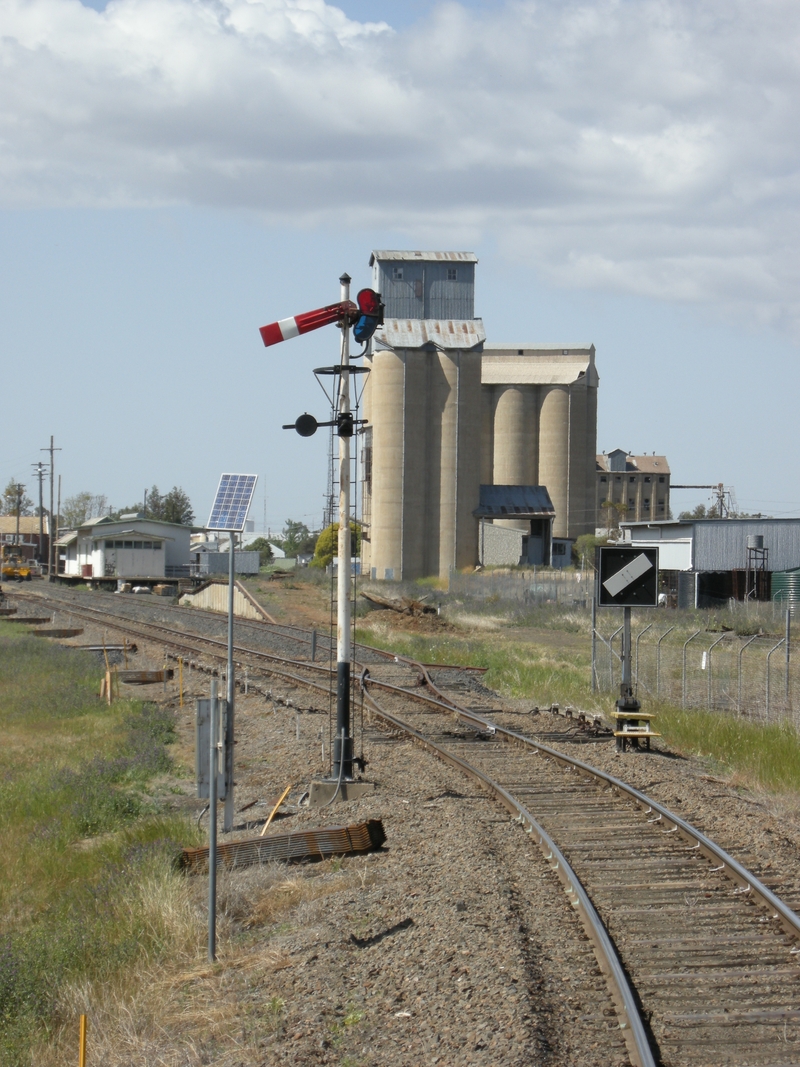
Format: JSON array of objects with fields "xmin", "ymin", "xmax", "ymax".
[{"xmin": 1, "ymin": 0, "xmax": 799, "ymax": 328}]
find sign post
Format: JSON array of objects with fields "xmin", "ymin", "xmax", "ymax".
[
  {"xmin": 205, "ymin": 473, "xmax": 258, "ymax": 831},
  {"xmin": 597, "ymin": 547, "xmax": 659, "ymax": 751}
]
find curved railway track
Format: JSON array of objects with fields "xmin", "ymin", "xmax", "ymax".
[{"xmin": 10, "ymin": 587, "xmax": 800, "ymax": 1067}]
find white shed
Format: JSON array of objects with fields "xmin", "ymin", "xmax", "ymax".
[{"xmin": 67, "ymin": 516, "xmax": 192, "ymax": 578}]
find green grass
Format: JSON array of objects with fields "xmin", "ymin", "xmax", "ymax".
[
  {"xmin": 0, "ymin": 628, "xmax": 200, "ymax": 1065},
  {"xmin": 654, "ymin": 706, "xmax": 800, "ymax": 791},
  {"xmin": 358, "ymin": 618, "xmax": 800, "ymax": 795}
]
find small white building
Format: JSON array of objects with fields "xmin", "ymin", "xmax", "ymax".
[{"xmin": 61, "ymin": 516, "xmax": 192, "ymax": 578}]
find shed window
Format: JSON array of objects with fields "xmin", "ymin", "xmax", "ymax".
[
  {"xmin": 105, "ymin": 540, "xmax": 114, "ymax": 549},
  {"xmin": 447, "ymin": 267, "xmax": 458, "ymax": 281},
  {"xmin": 392, "ymin": 267, "xmax": 403, "ymax": 281},
  {"xmin": 644, "ymin": 476, "xmax": 651, "ymax": 483},
  {"xmin": 600, "ymin": 476, "xmax": 607, "ymax": 482},
  {"xmin": 153, "ymin": 542, "xmax": 162, "ymax": 550},
  {"xmin": 124, "ymin": 541, "xmax": 133, "ymax": 549},
  {"xmin": 659, "ymin": 476, "xmax": 665, "ymax": 483},
  {"xmin": 142, "ymin": 541, "xmax": 152, "ymax": 549},
  {"xmin": 133, "ymin": 541, "xmax": 142, "ymax": 549},
  {"xmin": 552, "ymin": 542, "xmax": 566, "ymax": 555}
]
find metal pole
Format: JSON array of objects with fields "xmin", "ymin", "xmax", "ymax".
[
  {"xmin": 621, "ymin": 606, "xmax": 631, "ymax": 694},
  {"xmin": 334, "ymin": 272, "xmax": 353, "ymax": 781},
  {"xmin": 311, "ymin": 628, "xmax": 317, "ymax": 663},
  {"xmin": 224, "ymin": 533, "xmax": 235, "ymax": 831},
  {"xmin": 785, "ymin": 609, "xmax": 791, "ymax": 707},
  {"xmin": 766, "ymin": 638, "xmax": 785, "ymax": 722},
  {"xmin": 634, "ymin": 622, "xmax": 653, "ymax": 695},
  {"xmin": 682, "ymin": 630, "xmax": 702, "ymax": 709},
  {"xmin": 737, "ymin": 634, "xmax": 758, "ymax": 715},
  {"xmin": 590, "ymin": 596, "xmax": 597, "ymax": 693},
  {"xmin": 208, "ymin": 678, "xmax": 218, "ymax": 962},
  {"xmin": 656, "ymin": 625, "xmax": 675, "ymax": 699},
  {"xmin": 706, "ymin": 632, "xmax": 727, "ymax": 711}
]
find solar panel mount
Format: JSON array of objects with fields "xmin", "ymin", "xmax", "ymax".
[{"xmin": 207, "ymin": 474, "xmax": 258, "ymax": 532}]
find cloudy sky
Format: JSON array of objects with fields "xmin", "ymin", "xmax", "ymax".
[{"xmin": 1, "ymin": 0, "xmax": 798, "ymax": 531}]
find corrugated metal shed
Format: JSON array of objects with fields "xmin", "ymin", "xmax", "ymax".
[
  {"xmin": 622, "ymin": 519, "xmax": 800, "ymax": 573},
  {"xmin": 370, "ymin": 251, "xmax": 476, "ymax": 320},
  {"xmin": 473, "ymin": 485, "xmax": 555, "ymax": 518},
  {"xmin": 374, "ymin": 318, "xmax": 486, "ymax": 351}
]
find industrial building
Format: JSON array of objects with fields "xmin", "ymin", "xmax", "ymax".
[
  {"xmin": 620, "ymin": 518, "xmax": 800, "ymax": 608},
  {"xmin": 597, "ymin": 450, "xmax": 671, "ymax": 527},
  {"xmin": 361, "ymin": 251, "xmax": 598, "ymax": 580},
  {"xmin": 57, "ymin": 515, "xmax": 192, "ymax": 579},
  {"xmin": 0, "ymin": 515, "xmax": 50, "ymax": 563}
]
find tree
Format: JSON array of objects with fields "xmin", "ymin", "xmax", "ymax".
[
  {"xmin": 61, "ymin": 492, "xmax": 108, "ymax": 528},
  {"xmin": 245, "ymin": 537, "xmax": 274, "ymax": 567},
  {"xmin": 143, "ymin": 485, "xmax": 194, "ymax": 525},
  {"xmin": 573, "ymin": 533, "xmax": 607, "ymax": 569},
  {"xmin": 278, "ymin": 519, "xmax": 316, "ymax": 558},
  {"xmin": 312, "ymin": 522, "xmax": 362, "ymax": 568},
  {"xmin": 1, "ymin": 480, "xmax": 34, "ymax": 517},
  {"xmin": 678, "ymin": 504, "xmax": 708, "ymax": 521}
]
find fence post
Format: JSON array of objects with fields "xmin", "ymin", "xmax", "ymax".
[
  {"xmin": 634, "ymin": 622, "xmax": 653, "ymax": 695},
  {"xmin": 706, "ymin": 633, "xmax": 727, "ymax": 711},
  {"xmin": 591, "ymin": 596, "xmax": 597, "ymax": 693},
  {"xmin": 737, "ymin": 634, "xmax": 758, "ymax": 715},
  {"xmin": 656, "ymin": 625, "xmax": 675, "ymax": 699},
  {"xmin": 766, "ymin": 638, "xmax": 786, "ymax": 722},
  {"xmin": 786, "ymin": 609, "xmax": 791, "ymax": 708},
  {"xmin": 682, "ymin": 630, "xmax": 702, "ymax": 709}
]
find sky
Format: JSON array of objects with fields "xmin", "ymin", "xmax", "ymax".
[{"xmin": 1, "ymin": 0, "xmax": 799, "ymax": 534}]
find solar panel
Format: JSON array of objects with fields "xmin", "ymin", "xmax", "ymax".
[{"xmin": 207, "ymin": 474, "xmax": 258, "ymax": 531}]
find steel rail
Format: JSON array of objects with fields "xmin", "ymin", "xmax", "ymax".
[
  {"xmin": 357, "ymin": 682, "xmax": 656, "ymax": 1067},
  {"xmin": 396, "ymin": 676, "xmax": 800, "ymax": 944}
]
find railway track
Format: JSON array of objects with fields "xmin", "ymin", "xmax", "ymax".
[{"xmin": 9, "ymin": 587, "xmax": 800, "ymax": 1067}]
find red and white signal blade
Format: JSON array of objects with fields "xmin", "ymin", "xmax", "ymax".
[{"xmin": 260, "ymin": 300, "xmax": 357, "ymax": 348}]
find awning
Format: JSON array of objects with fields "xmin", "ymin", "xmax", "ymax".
[{"xmin": 473, "ymin": 485, "xmax": 555, "ymax": 518}]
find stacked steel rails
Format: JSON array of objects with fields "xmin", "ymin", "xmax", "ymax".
[{"xmin": 10, "ymin": 587, "xmax": 800, "ymax": 1067}]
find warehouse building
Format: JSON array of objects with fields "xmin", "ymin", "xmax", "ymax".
[
  {"xmin": 361, "ymin": 250, "xmax": 598, "ymax": 580},
  {"xmin": 58, "ymin": 515, "xmax": 191, "ymax": 579},
  {"xmin": 620, "ymin": 517, "xmax": 800, "ymax": 608}
]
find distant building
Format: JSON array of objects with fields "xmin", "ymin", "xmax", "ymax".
[
  {"xmin": 0, "ymin": 515, "xmax": 49, "ymax": 562},
  {"xmin": 620, "ymin": 517, "xmax": 800, "ymax": 608},
  {"xmin": 59, "ymin": 516, "xmax": 192, "ymax": 578},
  {"xmin": 361, "ymin": 249, "xmax": 598, "ymax": 580},
  {"xmin": 597, "ymin": 450, "xmax": 670, "ymax": 528}
]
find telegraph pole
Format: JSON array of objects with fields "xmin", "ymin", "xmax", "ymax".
[
  {"xmin": 335, "ymin": 272, "xmax": 354, "ymax": 781},
  {"xmin": 13, "ymin": 484, "xmax": 25, "ymax": 546},
  {"xmin": 32, "ymin": 461, "xmax": 47, "ymax": 562},
  {"xmin": 41, "ymin": 437, "xmax": 61, "ymax": 578}
]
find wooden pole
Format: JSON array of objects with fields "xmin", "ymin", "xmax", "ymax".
[{"xmin": 78, "ymin": 1013, "xmax": 87, "ymax": 1067}]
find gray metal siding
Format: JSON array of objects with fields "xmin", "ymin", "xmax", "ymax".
[
  {"xmin": 694, "ymin": 522, "xmax": 800, "ymax": 572},
  {"xmin": 374, "ymin": 260, "xmax": 474, "ymax": 320}
]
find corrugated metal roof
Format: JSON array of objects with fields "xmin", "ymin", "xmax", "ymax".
[
  {"xmin": 54, "ymin": 531, "xmax": 77, "ymax": 546},
  {"xmin": 597, "ymin": 454, "xmax": 671, "ymax": 474},
  {"xmin": 484, "ymin": 343, "xmax": 595, "ymax": 354},
  {"xmin": 482, "ymin": 356, "xmax": 591, "ymax": 386},
  {"xmin": 374, "ymin": 318, "xmax": 486, "ymax": 350},
  {"xmin": 370, "ymin": 250, "xmax": 478, "ymax": 265},
  {"xmin": 473, "ymin": 485, "xmax": 555, "ymax": 518},
  {"xmin": 90, "ymin": 529, "xmax": 175, "ymax": 541}
]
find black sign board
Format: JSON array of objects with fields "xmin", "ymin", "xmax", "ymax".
[{"xmin": 597, "ymin": 546, "xmax": 659, "ymax": 607}]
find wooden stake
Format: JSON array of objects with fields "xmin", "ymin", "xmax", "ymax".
[
  {"xmin": 78, "ymin": 1013, "xmax": 88, "ymax": 1067},
  {"xmin": 260, "ymin": 784, "xmax": 293, "ymax": 837},
  {"xmin": 179, "ymin": 657, "xmax": 184, "ymax": 707}
]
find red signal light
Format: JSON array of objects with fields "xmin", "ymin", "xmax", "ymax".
[{"xmin": 357, "ymin": 288, "xmax": 382, "ymax": 315}]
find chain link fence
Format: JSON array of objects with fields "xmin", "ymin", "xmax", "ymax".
[{"xmin": 593, "ymin": 605, "xmax": 797, "ymax": 728}]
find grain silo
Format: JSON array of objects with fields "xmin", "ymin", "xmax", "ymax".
[{"xmin": 361, "ymin": 252, "xmax": 598, "ymax": 579}]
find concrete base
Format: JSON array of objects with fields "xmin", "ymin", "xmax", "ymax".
[{"xmin": 307, "ymin": 779, "xmax": 376, "ymax": 807}]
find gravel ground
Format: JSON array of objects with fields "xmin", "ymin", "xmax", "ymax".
[{"xmin": 10, "ymin": 585, "xmax": 800, "ymax": 1066}]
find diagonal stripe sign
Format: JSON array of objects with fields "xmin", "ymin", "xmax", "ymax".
[{"xmin": 602, "ymin": 552, "xmax": 654, "ymax": 599}]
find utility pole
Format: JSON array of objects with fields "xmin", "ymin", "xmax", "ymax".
[
  {"xmin": 335, "ymin": 272, "xmax": 354, "ymax": 781},
  {"xmin": 41, "ymin": 437, "xmax": 61, "ymax": 578},
  {"xmin": 31, "ymin": 461, "xmax": 47, "ymax": 562},
  {"xmin": 13, "ymin": 483, "xmax": 25, "ymax": 546}
]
